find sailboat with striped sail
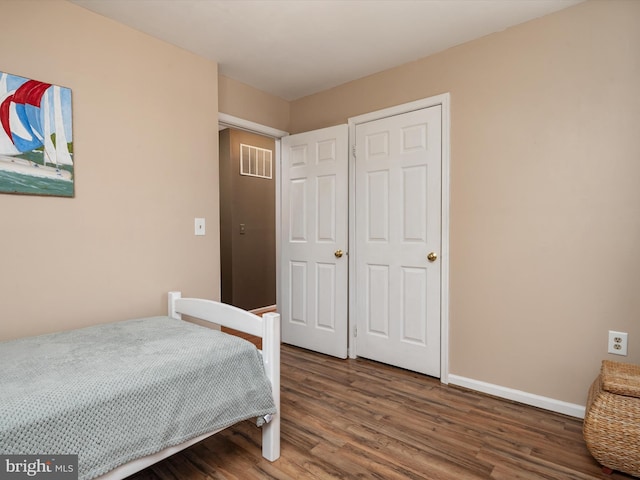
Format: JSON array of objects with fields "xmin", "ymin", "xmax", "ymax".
[{"xmin": 0, "ymin": 72, "xmax": 73, "ymax": 182}]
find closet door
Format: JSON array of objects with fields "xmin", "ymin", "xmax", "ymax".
[
  {"xmin": 354, "ymin": 105, "xmax": 442, "ymax": 376},
  {"xmin": 281, "ymin": 125, "xmax": 348, "ymax": 358}
]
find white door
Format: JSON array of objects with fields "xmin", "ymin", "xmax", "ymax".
[
  {"xmin": 354, "ymin": 106, "xmax": 442, "ymax": 376},
  {"xmin": 281, "ymin": 125, "xmax": 349, "ymax": 358}
]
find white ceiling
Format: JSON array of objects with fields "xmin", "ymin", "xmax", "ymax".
[{"xmin": 70, "ymin": 0, "xmax": 583, "ymax": 101}]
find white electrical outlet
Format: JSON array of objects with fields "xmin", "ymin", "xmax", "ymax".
[{"xmin": 608, "ymin": 330, "xmax": 628, "ymax": 356}]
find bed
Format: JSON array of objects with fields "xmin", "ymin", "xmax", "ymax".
[{"xmin": 0, "ymin": 291, "xmax": 281, "ymax": 480}]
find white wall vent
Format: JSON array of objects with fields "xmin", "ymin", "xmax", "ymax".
[{"xmin": 240, "ymin": 144, "xmax": 272, "ymax": 179}]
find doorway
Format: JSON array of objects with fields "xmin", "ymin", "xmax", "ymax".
[
  {"xmin": 220, "ymin": 93, "xmax": 451, "ymax": 380},
  {"xmin": 219, "ymin": 127, "xmax": 277, "ymax": 311},
  {"xmin": 218, "ymin": 114, "xmax": 288, "ymax": 315}
]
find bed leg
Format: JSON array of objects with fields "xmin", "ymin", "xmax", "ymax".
[
  {"xmin": 261, "ymin": 312, "xmax": 280, "ymax": 461},
  {"xmin": 262, "ymin": 414, "xmax": 280, "ymax": 461}
]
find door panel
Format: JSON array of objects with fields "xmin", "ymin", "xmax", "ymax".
[
  {"xmin": 367, "ymin": 265, "xmax": 389, "ymax": 336},
  {"xmin": 355, "ymin": 106, "xmax": 442, "ymax": 376},
  {"xmin": 281, "ymin": 125, "xmax": 348, "ymax": 358}
]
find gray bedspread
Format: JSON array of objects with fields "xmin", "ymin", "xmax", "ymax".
[{"xmin": 0, "ymin": 316, "xmax": 276, "ymax": 480}]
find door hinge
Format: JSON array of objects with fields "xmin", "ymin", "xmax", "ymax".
[
  {"xmin": 354, "ymin": 326, "xmax": 357, "ymax": 338},
  {"xmin": 352, "ymin": 144, "xmax": 356, "ymax": 158}
]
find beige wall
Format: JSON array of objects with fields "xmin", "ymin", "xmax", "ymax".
[
  {"xmin": 3, "ymin": 0, "xmax": 637, "ymax": 408},
  {"xmin": 0, "ymin": 1, "xmax": 220, "ymax": 340},
  {"xmin": 291, "ymin": 0, "xmax": 640, "ymax": 405},
  {"xmin": 218, "ymin": 74, "xmax": 290, "ymax": 132}
]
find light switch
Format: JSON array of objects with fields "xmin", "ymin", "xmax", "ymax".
[
  {"xmin": 239, "ymin": 223, "xmax": 246, "ymax": 235},
  {"xmin": 195, "ymin": 218, "xmax": 206, "ymax": 236}
]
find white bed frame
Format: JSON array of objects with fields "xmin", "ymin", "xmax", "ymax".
[{"xmin": 96, "ymin": 292, "xmax": 280, "ymax": 480}]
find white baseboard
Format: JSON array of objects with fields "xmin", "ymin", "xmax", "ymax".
[{"xmin": 447, "ymin": 374, "xmax": 586, "ymax": 419}]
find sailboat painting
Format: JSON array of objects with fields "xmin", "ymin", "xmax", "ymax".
[{"xmin": 0, "ymin": 71, "xmax": 74, "ymax": 197}]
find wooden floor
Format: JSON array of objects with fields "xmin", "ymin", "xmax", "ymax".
[{"xmin": 129, "ymin": 345, "xmax": 633, "ymax": 480}]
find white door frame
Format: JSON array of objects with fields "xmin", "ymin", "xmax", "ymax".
[
  {"xmin": 347, "ymin": 93, "xmax": 451, "ymax": 383},
  {"xmin": 217, "ymin": 113, "xmax": 289, "ymax": 314}
]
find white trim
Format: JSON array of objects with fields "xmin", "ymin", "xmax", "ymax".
[
  {"xmin": 346, "ymin": 93, "xmax": 451, "ymax": 384},
  {"xmin": 440, "ymin": 94, "xmax": 451, "ymax": 384},
  {"xmin": 348, "ymin": 94, "xmax": 450, "ymax": 125},
  {"xmin": 275, "ymin": 139, "xmax": 281, "ymax": 315},
  {"xmin": 448, "ymin": 374, "xmax": 586, "ymax": 419},
  {"xmin": 218, "ymin": 112, "xmax": 289, "ymax": 138},
  {"xmin": 347, "ymin": 125, "xmax": 357, "ymax": 358}
]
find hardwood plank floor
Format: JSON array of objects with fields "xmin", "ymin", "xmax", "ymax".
[{"xmin": 129, "ymin": 345, "xmax": 633, "ymax": 479}]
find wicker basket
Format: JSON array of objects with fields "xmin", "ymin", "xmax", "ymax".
[{"xmin": 583, "ymin": 360, "xmax": 640, "ymax": 477}]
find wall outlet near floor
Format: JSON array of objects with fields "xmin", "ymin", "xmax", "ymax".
[{"xmin": 608, "ymin": 330, "xmax": 628, "ymax": 356}]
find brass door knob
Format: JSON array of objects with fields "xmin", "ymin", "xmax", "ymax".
[
  {"xmin": 334, "ymin": 249, "xmax": 344, "ymax": 258},
  {"xmin": 427, "ymin": 252, "xmax": 438, "ymax": 262}
]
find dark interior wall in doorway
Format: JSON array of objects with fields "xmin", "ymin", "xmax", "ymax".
[{"xmin": 219, "ymin": 128, "xmax": 276, "ymax": 311}]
